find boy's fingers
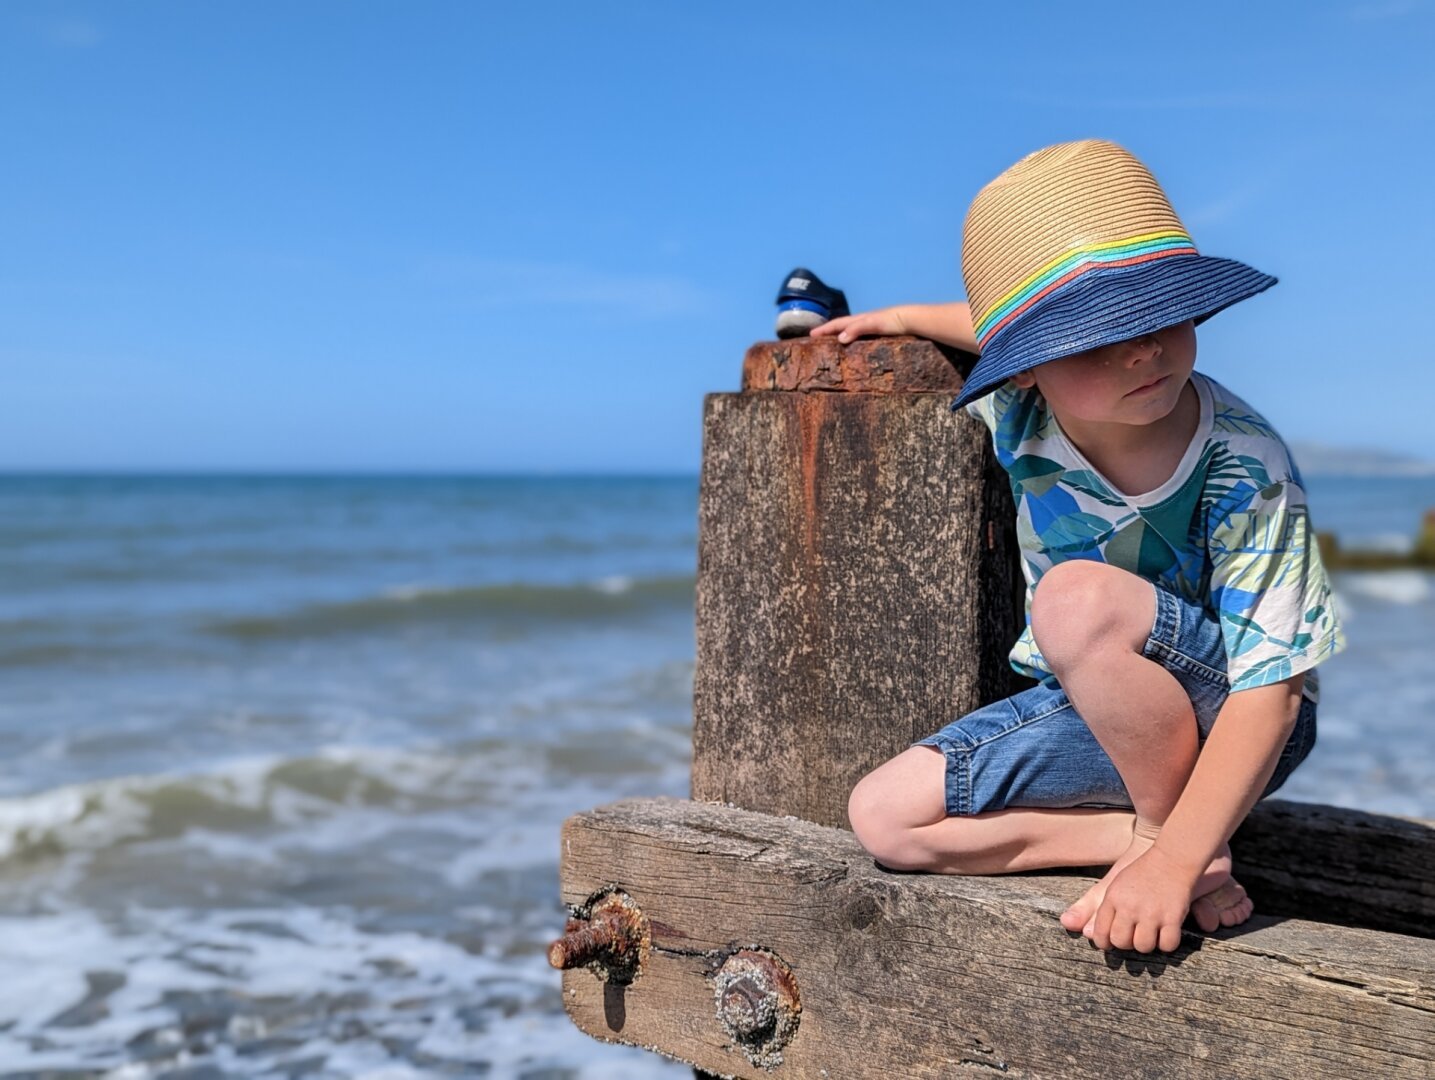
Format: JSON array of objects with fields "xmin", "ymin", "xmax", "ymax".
[
  {"xmin": 1090, "ymin": 904, "xmax": 1115, "ymax": 950},
  {"xmin": 1132, "ymin": 921, "xmax": 1159, "ymax": 954},
  {"xmin": 1158, "ymin": 922, "xmax": 1183, "ymax": 954},
  {"xmin": 1113, "ymin": 914, "xmax": 1138, "ymax": 952}
]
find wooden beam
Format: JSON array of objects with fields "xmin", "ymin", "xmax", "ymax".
[
  {"xmin": 1231, "ymin": 798, "xmax": 1435, "ymax": 938},
  {"xmin": 558, "ymin": 797, "xmax": 1435, "ymax": 1080}
]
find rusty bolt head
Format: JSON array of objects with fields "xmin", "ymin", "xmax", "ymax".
[
  {"xmin": 712, "ymin": 948, "xmax": 801, "ymax": 1068},
  {"xmin": 719, "ymin": 974, "xmax": 778, "ymax": 1038}
]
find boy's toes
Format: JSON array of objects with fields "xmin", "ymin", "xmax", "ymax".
[
  {"xmin": 1220, "ymin": 894, "xmax": 1254, "ymax": 927},
  {"xmin": 1188, "ymin": 878, "xmax": 1254, "ymax": 933},
  {"xmin": 1189, "ymin": 896, "xmax": 1221, "ymax": 933},
  {"xmin": 1061, "ymin": 878, "xmax": 1110, "ymax": 934}
]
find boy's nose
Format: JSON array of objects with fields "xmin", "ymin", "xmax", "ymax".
[{"xmin": 1124, "ymin": 333, "xmax": 1162, "ymax": 363}]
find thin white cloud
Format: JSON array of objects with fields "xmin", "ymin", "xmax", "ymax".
[
  {"xmin": 1006, "ymin": 90, "xmax": 1308, "ymax": 112},
  {"xmin": 1347, "ymin": 0, "xmax": 1423, "ymax": 20},
  {"xmin": 1184, "ymin": 178, "xmax": 1277, "ymax": 228},
  {"xmin": 40, "ymin": 17, "xmax": 102, "ymax": 48},
  {"xmin": 413, "ymin": 257, "xmax": 714, "ymax": 319}
]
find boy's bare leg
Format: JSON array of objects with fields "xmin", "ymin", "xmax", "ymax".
[
  {"xmin": 850, "ymin": 746, "xmax": 1250, "ymax": 934},
  {"xmin": 1041, "ymin": 570, "xmax": 1254, "ymax": 935},
  {"xmin": 902, "ymin": 801, "xmax": 1224, "ymax": 887}
]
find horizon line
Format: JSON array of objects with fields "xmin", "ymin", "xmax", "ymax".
[{"xmin": 0, "ymin": 468, "xmax": 703, "ymax": 479}]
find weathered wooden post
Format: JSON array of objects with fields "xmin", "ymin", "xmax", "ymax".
[
  {"xmin": 553, "ymin": 337, "xmax": 1435, "ymax": 1079},
  {"xmin": 691, "ymin": 335, "xmax": 1026, "ymax": 826}
]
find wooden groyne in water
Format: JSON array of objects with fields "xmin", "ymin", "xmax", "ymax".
[
  {"xmin": 1319, "ymin": 509, "xmax": 1435, "ymax": 571},
  {"xmin": 551, "ymin": 337, "xmax": 1435, "ymax": 1079}
]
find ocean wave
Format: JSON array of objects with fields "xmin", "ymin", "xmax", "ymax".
[
  {"xmin": 0, "ymin": 714, "xmax": 698, "ymax": 865},
  {"xmin": 1335, "ymin": 570, "xmax": 1434, "ymax": 606},
  {"xmin": 0, "ymin": 743, "xmax": 535, "ymax": 865},
  {"xmin": 208, "ymin": 573, "xmax": 695, "ymax": 639},
  {"xmin": 0, "ymin": 619, "xmax": 141, "ymax": 669}
]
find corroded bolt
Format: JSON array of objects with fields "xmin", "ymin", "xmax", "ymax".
[
  {"xmin": 548, "ymin": 912, "xmax": 623, "ymax": 970},
  {"xmin": 719, "ymin": 975, "xmax": 777, "ymax": 1038},
  {"xmin": 548, "ymin": 889, "xmax": 649, "ymax": 984}
]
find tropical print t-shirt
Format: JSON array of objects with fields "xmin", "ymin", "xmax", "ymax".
[{"xmin": 965, "ymin": 370, "xmax": 1344, "ymax": 704}]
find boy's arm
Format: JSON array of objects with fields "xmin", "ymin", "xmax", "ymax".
[
  {"xmin": 1088, "ymin": 671, "xmax": 1305, "ymax": 951},
  {"xmin": 1152, "ymin": 671, "xmax": 1305, "ymax": 874},
  {"xmin": 809, "ymin": 301, "xmax": 979, "ymax": 354}
]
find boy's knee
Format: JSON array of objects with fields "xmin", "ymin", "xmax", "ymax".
[
  {"xmin": 1031, "ymin": 561, "xmax": 1150, "ymax": 673},
  {"xmin": 847, "ymin": 771, "xmax": 893, "ymax": 852},
  {"xmin": 848, "ymin": 750, "xmax": 959, "ymax": 871}
]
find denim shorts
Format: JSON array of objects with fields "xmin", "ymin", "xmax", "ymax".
[{"xmin": 912, "ymin": 582, "xmax": 1318, "ymax": 817}]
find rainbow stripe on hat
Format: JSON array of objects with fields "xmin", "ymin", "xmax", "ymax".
[{"xmin": 973, "ymin": 229, "xmax": 1197, "ymax": 348}]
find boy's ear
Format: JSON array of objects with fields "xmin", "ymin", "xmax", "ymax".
[{"xmin": 1011, "ymin": 370, "xmax": 1038, "ymax": 390}]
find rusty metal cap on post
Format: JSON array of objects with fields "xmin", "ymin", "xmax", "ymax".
[{"xmin": 741, "ymin": 335, "xmax": 975, "ymax": 394}]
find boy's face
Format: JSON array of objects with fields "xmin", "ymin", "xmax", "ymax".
[{"xmin": 1010, "ymin": 320, "xmax": 1197, "ymax": 427}]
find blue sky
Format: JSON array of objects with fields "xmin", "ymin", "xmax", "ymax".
[{"xmin": 2, "ymin": 2, "xmax": 1432, "ymax": 471}]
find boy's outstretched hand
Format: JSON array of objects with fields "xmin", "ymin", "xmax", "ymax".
[
  {"xmin": 808, "ymin": 306, "xmax": 910, "ymax": 344},
  {"xmin": 1086, "ymin": 844, "xmax": 1201, "ymax": 954},
  {"xmin": 807, "ymin": 301, "xmax": 980, "ymax": 353}
]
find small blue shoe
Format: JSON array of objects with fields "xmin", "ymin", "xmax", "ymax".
[{"xmin": 775, "ymin": 267, "xmax": 850, "ymax": 339}]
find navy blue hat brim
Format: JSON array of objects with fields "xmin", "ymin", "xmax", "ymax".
[{"xmin": 951, "ymin": 255, "xmax": 1277, "ymax": 410}]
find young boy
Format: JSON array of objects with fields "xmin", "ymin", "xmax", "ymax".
[{"xmin": 817, "ymin": 139, "xmax": 1346, "ymax": 956}]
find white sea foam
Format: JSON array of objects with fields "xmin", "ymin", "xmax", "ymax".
[
  {"xmin": 0, "ymin": 728, "xmax": 688, "ymax": 1071},
  {"xmin": 0, "ymin": 904, "xmax": 561, "ymax": 1074},
  {"xmin": 1337, "ymin": 571, "xmax": 1433, "ymax": 605},
  {"xmin": 479, "ymin": 1008, "xmax": 690, "ymax": 1078},
  {"xmin": 1340, "ymin": 531, "xmax": 1416, "ymax": 554},
  {"xmin": 437, "ymin": 818, "xmax": 558, "ymax": 889},
  {"xmin": 0, "ymin": 912, "xmax": 107, "ymax": 1034},
  {"xmin": 593, "ymin": 574, "xmax": 635, "ymax": 594}
]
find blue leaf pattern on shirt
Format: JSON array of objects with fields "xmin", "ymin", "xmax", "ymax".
[{"xmin": 961, "ymin": 371, "xmax": 1346, "ymax": 703}]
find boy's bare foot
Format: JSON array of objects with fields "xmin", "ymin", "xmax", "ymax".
[
  {"xmin": 1058, "ymin": 822, "xmax": 1254, "ymax": 937},
  {"xmin": 1189, "ymin": 876, "xmax": 1254, "ymax": 932}
]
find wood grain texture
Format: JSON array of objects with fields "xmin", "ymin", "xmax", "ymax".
[
  {"xmin": 741, "ymin": 336, "xmax": 974, "ymax": 393},
  {"xmin": 560, "ymin": 797, "xmax": 1435, "ymax": 1080},
  {"xmin": 692, "ymin": 391, "xmax": 1029, "ymax": 828}
]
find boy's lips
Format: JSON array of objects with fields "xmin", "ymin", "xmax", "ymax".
[{"xmin": 1126, "ymin": 374, "xmax": 1170, "ymax": 396}]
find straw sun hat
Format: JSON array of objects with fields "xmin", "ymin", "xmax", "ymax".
[{"xmin": 951, "ymin": 139, "xmax": 1276, "ymax": 409}]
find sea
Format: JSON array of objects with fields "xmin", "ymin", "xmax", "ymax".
[{"xmin": 0, "ymin": 472, "xmax": 1432, "ymax": 1078}]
